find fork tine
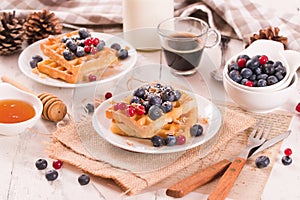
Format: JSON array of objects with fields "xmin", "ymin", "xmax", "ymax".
[
  {"xmin": 255, "ymin": 120, "xmax": 267, "ymax": 139},
  {"xmin": 249, "ymin": 119, "xmax": 262, "ymax": 138},
  {"xmin": 263, "ymin": 122, "xmax": 273, "ymax": 139}
]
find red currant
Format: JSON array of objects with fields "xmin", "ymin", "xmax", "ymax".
[
  {"xmin": 84, "ymin": 46, "xmax": 91, "ymax": 53},
  {"xmin": 135, "ymin": 105, "xmax": 145, "ymax": 115},
  {"xmin": 113, "ymin": 103, "xmax": 119, "ymax": 111},
  {"xmin": 295, "ymin": 102, "xmax": 300, "ymax": 112},
  {"xmin": 259, "ymin": 55, "xmax": 268, "ymax": 65},
  {"xmin": 105, "ymin": 92, "xmax": 112, "ymax": 99},
  {"xmin": 52, "ymin": 160, "xmax": 63, "ymax": 170},
  {"xmin": 118, "ymin": 102, "xmax": 126, "ymax": 110},
  {"xmin": 245, "ymin": 80, "xmax": 254, "ymax": 87},
  {"xmin": 126, "ymin": 105, "xmax": 136, "ymax": 117},
  {"xmin": 284, "ymin": 148, "xmax": 292, "ymax": 157},
  {"xmin": 237, "ymin": 58, "xmax": 246, "ymax": 68},
  {"xmin": 84, "ymin": 38, "xmax": 93, "ymax": 46},
  {"xmin": 88, "ymin": 74, "xmax": 97, "ymax": 82},
  {"xmin": 92, "ymin": 37, "xmax": 100, "ymax": 46},
  {"xmin": 91, "ymin": 47, "xmax": 98, "ymax": 54},
  {"xmin": 176, "ymin": 135, "xmax": 186, "ymax": 145}
]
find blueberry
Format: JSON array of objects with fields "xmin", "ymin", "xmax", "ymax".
[
  {"xmin": 71, "ymin": 35, "xmax": 80, "ymax": 41},
  {"xmin": 254, "ymin": 67, "xmax": 262, "ymax": 75},
  {"xmin": 236, "ymin": 54, "xmax": 250, "ymax": 62},
  {"xmin": 63, "ymin": 49, "xmax": 75, "ymax": 60},
  {"xmin": 30, "ymin": 59, "xmax": 39, "ymax": 68},
  {"xmin": 154, "ymin": 83, "xmax": 163, "ymax": 89},
  {"xmin": 45, "ymin": 169, "xmax": 58, "ymax": 181},
  {"xmin": 161, "ymin": 101, "xmax": 173, "ymax": 113},
  {"xmin": 129, "ymin": 96, "xmax": 141, "ymax": 104},
  {"xmin": 118, "ymin": 49, "xmax": 129, "ymax": 59},
  {"xmin": 161, "ymin": 91, "xmax": 176, "ymax": 102},
  {"xmin": 149, "ymin": 94, "xmax": 162, "ymax": 105},
  {"xmin": 151, "ymin": 135, "xmax": 164, "ymax": 147},
  {"xmin": 257, "ymin": 79, "xmax": 267, "ymax": 87},
  {"xmin": 273, "ymin": 61, "xmax": 284, "ymax": 68},
  {"xmin": 162, "ymin": 85, "xmax": 173, "ymax": 93},
  {"xmin": 133, "ymin": 87, "xmax": 146, "ymax": 99},
  {"xmin": 66, "ymin": 40, "xmax": 77, "ymax": 52},
  {"xmin": 246, "ymin": 59, "xmax": 260, "ymax": 70},
  {"xmin": 257, "ymin": 73, "xmax": 268, "ymax": 80},
  {"xmin": 78, "ymin": 28, "xmax": 90, "ymax": 39},
  {"xmin": 165, "ymin": 135, "xmax": 177, "ymax": 146},
  {"xmin": 255, "ymin": 155, "xmax": 270, "ymax": 168},
  {"xmin": 32, "ymin": 55, "xmax": 43, "ymax": 62},
  {"xmin": 85, "ymin": 103, "xmax": 94, "ymax": 113},
  {"xmin": 263, "ymin": 63, "xmax": 275, "ymax": 75},
  {"xmin": 240, "ymin": 68, "xmax": 253, "ymax": 79},
  {"xmin": 282, "ymin": 156, "xmax": 292, "ymax": 165},
  {"xmin": 35, "ymin": 159, "xmax": 48, "ymax": 170},
  {"xmin": 228, "ymin": 70, "xmax": 242, "ymax": 83},
  {"xmin": 190, "ymin": 124, "xmax": 203, "ymax": 137},
  {"xmin": 75, "ymin": 46, "xmax": 85, "ymax": 57},
  {"xmin": 96, "ymin": 40, "xmax": 105, "ymax": 51},
  {"xmin": 110, "ymin": 43, "xmax": 121, "ymax": 51},
  {"xmin": 251, "ymin": 55, "xmax": 261, "ymax": 61},
  {"xmin": 173, "ymin": 90, "xmax": 182, "ymax": 101},
  {"xmin": 240, "ymin": 78, "xmax": 248, "ymax": 85},
  {"xmin": 267, "ymin": 75, "xmax": 278, "ymax": 85},
  {"xmin": 228, "ymin": 63, "xmax": 239, "ymax": 71},
  {"xmin": 249, "ymin": 74, "xmax": 256, "ymax": 81},
  {"xmin": 275, "ymin": 71, "xmax": 284, "ymax": 81},
  {"xmin": 148, "ymin": 105, "xmax": 162, "ymax": 120},
  {"xmin": 30, "ymin": 55, "xmax": 43, "ymax": 68},
  {"xmin": 142, "ymin": 101, "xmax": 151, "ymax": 114},
  {"xmin": 275, "ymin": 65, "xmax": 286, "ymax": 74},
  {"xmin": 78, "ymin": 174, "xmax": 90, "ymax": 185},
  {"xmin": 61, "ymin": 36, "xmax": 69, "ymax": 43},
  {"xmin": 77, "ymin": 39, "xmax": 85, "ymax": 47}
]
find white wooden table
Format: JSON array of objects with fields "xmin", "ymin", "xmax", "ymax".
[{"xmin": 0, "ymin": 33, "xmax": 299, "ymax": 200}]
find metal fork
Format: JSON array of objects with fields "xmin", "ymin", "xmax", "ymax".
[
  {"xmin": 208, "ymin": 119, "xmax": 272, "ymax": 200},
  {"xmin": 210, "ymin": 35, "xmax": 231, "ymax": 81}
]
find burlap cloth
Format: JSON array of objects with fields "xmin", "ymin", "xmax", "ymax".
[{"xmin": 46, "ymin": 102, "xmax": 293, "ymax": 199}]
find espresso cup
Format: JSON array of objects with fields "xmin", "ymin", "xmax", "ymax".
[{"xmin": 157, "ymin": 17, "xmax": 220, "ymax": 75}]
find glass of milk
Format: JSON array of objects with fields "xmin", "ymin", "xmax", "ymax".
[{"xmin": 122, "ymin": 0, "xmax": 174, "ymax": 50}]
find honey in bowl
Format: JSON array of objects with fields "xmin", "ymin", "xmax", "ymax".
[{"xmin": 0, "ymin": 99, "xmax": 35, "ymax": 123}]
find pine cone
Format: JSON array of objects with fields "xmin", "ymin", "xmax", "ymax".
[
  {"xmin": 245, "ymin": 27, "xmax": 288, "ymax": 49},
  {"xmin": 0, "ymin": 11, "xmax": 25, "ymax": 56},
  {"xmin": 23, "ymin": 9, "xmax": 62, "ymax": 44}
]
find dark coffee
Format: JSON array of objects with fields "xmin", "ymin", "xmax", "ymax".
[{"xmin": 162, "ymin": 32, "xmax": 204, "ymax": 72}]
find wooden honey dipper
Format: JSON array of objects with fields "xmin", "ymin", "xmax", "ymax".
[{"xmin": 1, "ymin": 76, "xmax": 67, "ymax": 122}]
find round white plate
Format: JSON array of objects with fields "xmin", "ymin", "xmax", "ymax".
[
  {"xmin": 92, "ymin": 91, "xmax": 222, "ymax": 154},
  {"xmin": 18, "ymin": 32, "xmax": 137, "ymax": 88}
]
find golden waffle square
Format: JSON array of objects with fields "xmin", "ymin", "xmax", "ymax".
[
  {"xmin": 106, "ymin": 84, "xmax": 198, "ymax": 139},
  {"xmin": 38, "ymin": 30, "xmax": 118, "ymax": 83}
]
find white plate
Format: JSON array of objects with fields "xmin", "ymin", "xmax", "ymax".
[
  {"xmin": 18, "ymin": 32, "xmax": 137, "ymax": 88},
  {"xmin": 92, "ymin": 91, "xmax": 222, "ymax": 154}
]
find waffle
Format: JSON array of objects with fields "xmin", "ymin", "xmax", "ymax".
[
  {"xmin": 106, "ymin": 89, "xmax": 198, "ymax": 139},
  {"xmin": 37, "ymin": 31, "xmax": 118, "ymax": 83}
]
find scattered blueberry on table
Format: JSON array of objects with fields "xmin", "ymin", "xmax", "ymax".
[
  {"xmin": 78, "ymin": 174, "xmax": 91, "ymax": 185},
  {"xmin": 282, "ymin": 148, "xmax": 293, "ymax": 166},
  {"xmin": 282, "ymin": 156, "xmax": 292, "ymax": 166},
  {"xmin": 45, "ymin": 169, "xmax": 59, "ymax": 181},
  {"xmin": 255, "ymin": 155, "xmax": 270, "ymax": 168},
  {"xmin": 35, "ymin": 158, "xmax": 48, "ymax": 170}
]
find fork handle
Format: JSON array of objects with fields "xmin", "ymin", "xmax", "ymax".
[
  {"xmin": 166, "ymin": 159, "xmax": 231, "ymax": 198},
  {"xmin": 208, "ymin": 157, "xmax": 246, "ymax": 200}
]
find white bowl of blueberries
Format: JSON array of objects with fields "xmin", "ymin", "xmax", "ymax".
[{"xmin": 223, "ymin": 39, "xmax": 300, "ymax": 112}]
